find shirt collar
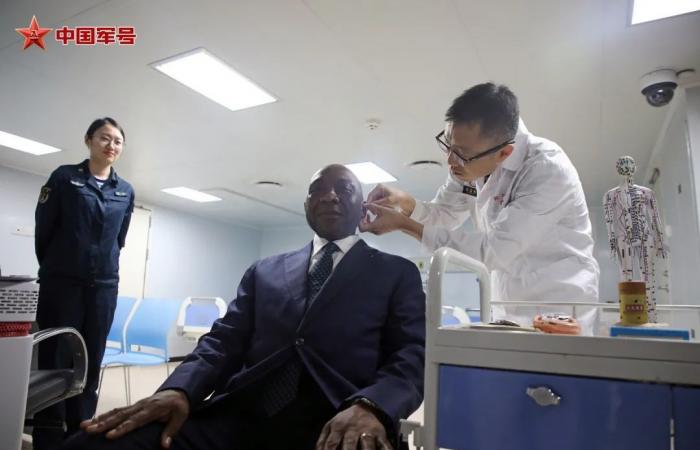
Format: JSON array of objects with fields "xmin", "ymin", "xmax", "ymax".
[
  {"xmin": 312, "ymin": 234, "xmax": 360, "ymax": 258},
  {"xmin": 500, "ymin": 118, "xmax": 530, "ymax": 172},
  {"xmin": 108, "ymin": 167, "xmax": 119, "ymax": 185},
  {"xmin": 79, "ymin": 159, "xmax": 119, "ymax": 186}
]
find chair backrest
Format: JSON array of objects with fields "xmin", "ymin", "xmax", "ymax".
[
  {"xmin": 177, "ymin": 297, "xmax": 226, "ymax": 327},
  {"xmin": 186, "ymin": 302, "xmax": 220, "ymax": 326},
  {"xmin": 106, "ymin": 296, "xmax": 137, "ymax": 348},
  {"xmin": 441, "ymin": 305, "xmax": 471, "ymax": 326},
  {"xmin": 124, "ymin": 298, "xmax": 182, "ymax": 358},
  {"xmin": 177, "ymin": 297, "xmax": 226, "ymax": 333}
]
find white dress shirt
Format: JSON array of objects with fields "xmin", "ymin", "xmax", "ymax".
[
  {"xmin": 309, "ymin": 234, "xmax": 360, "ymax": 274},
  {"xmin": 411, "ymin": 120, "xmax": 600, "ymax": 309}
]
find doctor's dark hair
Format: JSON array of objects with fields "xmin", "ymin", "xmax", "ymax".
[
  {"xmin": 85, "ymin": 117, "xmax": 125, "ymax": 142},
  {"xmin": 446, "ymin": 83, "xmax": 519, "ymax": 142}
]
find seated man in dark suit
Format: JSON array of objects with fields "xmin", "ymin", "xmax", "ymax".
[{"xmin": 62, "ymin": 164, "xmax": 425, "ymax": 450}]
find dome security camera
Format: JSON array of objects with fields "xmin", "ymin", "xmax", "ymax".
[{"xmin": 640, "ymin": 69, "xmax": 679, "ymax": 107}]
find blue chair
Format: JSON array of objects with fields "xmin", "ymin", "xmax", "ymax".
[
  {"xmin": 101, "ymin": 298, "xmax": 183, "ymax": 404},
  {"xmin": 468, "ymin": 311, "xmax": 482, "ymax": 323},
  {"xmin": 104, "ymin": 296, "xmax": 137, "ymax": 357},
  {"xmin": 441, "ymin": 312, "xmax": 461, "ymax": 326},
  {"xmin": 97, "ymin": 296, "xmax": 137, "ymax": 400},
  {"xmin": 176, "ymin": 297, "xmax": 227, "ymax": 340},
  {"xmin": 441, "ymin": 305, "xmax": 471, "ymax": 326}
]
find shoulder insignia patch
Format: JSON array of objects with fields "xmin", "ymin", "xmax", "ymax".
[
  {"xmin": 462, "ymin": 185, "xmax": 477, "ymax": 197},
  {"xmin": 38, "ymin": 186, "xmax": 51, "ymax": 204}
]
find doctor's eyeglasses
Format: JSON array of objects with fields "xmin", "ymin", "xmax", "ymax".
[{"xmin": 435, "ymin": 130, "xmax": 514, "ymax": 166}]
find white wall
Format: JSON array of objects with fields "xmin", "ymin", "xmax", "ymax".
[
  {"xmin": 146, "ymin": 207, "xmax": 260, "ymax": 301},
  {"xmin": 647, "ymin": 89, "xmax": 700, "ymax": 306},
  {"xmin": 588, "ymin": 205, "xmax": 618, "ymax": 302},
  {"xmin": 259, "ymin": 225, "xmax": 315, "ymax": 258},
  {"xmin": 144, "ymin": 207, "xmax": 261, "ymax": 358},
  {"xmin": 0, "ymin": 165, "xmax": 43, "ymax": 277},
  {"xmin": 687, "ymin": 86, "xmax": 700, "ymax": 228}
]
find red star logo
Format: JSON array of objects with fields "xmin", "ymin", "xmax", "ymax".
[{"xmin": 15, "ymin": 16, "xmax": 52, "ymax": 50}]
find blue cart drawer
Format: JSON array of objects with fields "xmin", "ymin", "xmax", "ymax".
[
  {"xmin": 673, "ymin": 386, "xmax": 700, "ymax": 450},
  {"xmin": 437, "ymin": 365, "xmax": 671, "ymax": 450}
]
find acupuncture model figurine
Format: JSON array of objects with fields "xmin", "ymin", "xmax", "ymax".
[{"xmin": 604, "ymin": 156, "xmax": 667, "ymax": 322}]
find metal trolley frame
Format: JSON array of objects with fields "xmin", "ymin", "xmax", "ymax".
[{"xmin": 413, "ymin": 247, "xmax": 700, "ymax": 450}]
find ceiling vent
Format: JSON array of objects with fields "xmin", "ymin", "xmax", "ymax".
[
  {"xmin": 365, "ymin": 118, "xmax": 381, "ymax": 130},
  {"xmin": 408, "ymin": 160, "xmax": 442, "ymax": 170},
  {"xmin": 254, "ymin": 180, "xmax": 284, "ymax": 189}
]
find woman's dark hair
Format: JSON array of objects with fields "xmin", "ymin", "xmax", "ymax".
[
  {"xmin": 85, "ymin": 117, "xmax": 125, "ymax": 142},
  {"xmin": 446, "ymin": 83, "xmax": 519, "ymax": 142}
]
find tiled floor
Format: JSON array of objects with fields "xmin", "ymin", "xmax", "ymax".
[{"xmin": 96, "ymin": 363, "xmax": 179, "ymax": 414}]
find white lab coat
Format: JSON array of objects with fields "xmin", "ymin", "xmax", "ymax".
[{"xmin": 412, "ymin": 120, "xmax": 600, "ymax": 328}]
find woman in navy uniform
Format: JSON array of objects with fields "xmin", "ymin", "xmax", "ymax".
[{"xmin": 33, "ymin": 117, "xmax": 135, "ymax": 450}]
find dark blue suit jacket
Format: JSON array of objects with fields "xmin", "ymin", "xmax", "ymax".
[{"xmin": 160, "ymin": 239, "xmax": 425, "ymax": 426}]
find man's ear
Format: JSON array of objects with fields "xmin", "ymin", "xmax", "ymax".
[{"xmin": 497, "ymin": 144, "xmax": 514, "ymax": 162}]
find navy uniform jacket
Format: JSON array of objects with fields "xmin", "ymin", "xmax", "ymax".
[
  {"xmin": 35, "ymin": 159, "xmax": 135, "ymax": 285},
  {"xmin": 160, "ymin": 240, "xmax": 425, "ymax": 428}
]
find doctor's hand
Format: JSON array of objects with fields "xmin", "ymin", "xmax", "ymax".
[
  {"xmin": 315, "ymin": 404, "xmax": 393, "ymax": 450},
  {"xmin": 81, "ymin": 389, "xmax": 190, "ymax": 448},
  {"xmin": 366, "ymin": 184, "xmax": 416, "ymax": 216},
  {"xmin": 360, "ymin": 203, "xmax": 424, "ymax": 241},
  {"xmin": 360, "ymin": 203, "xmax": 404, "ymax": 235}
]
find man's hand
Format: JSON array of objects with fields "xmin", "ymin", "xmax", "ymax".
[
  {"xmin": 366, "ymin": 184, "xmax": 416, "ymax": 217},
  {"xmin": 360, "ymin": 203, "xmax": 423, "ymax": 241},
  {"xmin": 315, "ymin": 404, "xmax": 393, "ymax": 450},
  {"xmin": 80, "ymin": 389, "xmax": 190, "ymax": 448}
]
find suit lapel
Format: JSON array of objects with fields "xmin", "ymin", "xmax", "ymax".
[
  {"xmin": 283, "ymin": 242, "xmax": 313, "ymax": 318},
  {"xmin": 300, "ymin": 240, "xmax": 373, "ymax": 328}
]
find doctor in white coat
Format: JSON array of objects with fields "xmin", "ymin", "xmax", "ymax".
[{"xmin": 361, "ymin": 83, "xmax": 599, "ymax": 328}]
